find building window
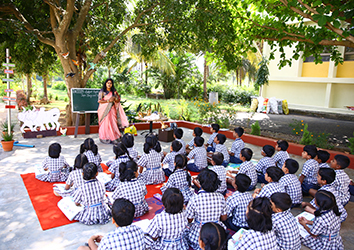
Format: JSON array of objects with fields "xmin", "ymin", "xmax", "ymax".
[
  {"xmin": 344, "ymin": 47, "xmax": 354, "ymax": 61},
  {"xmin": 304, "ymin": 47, "xmax": 331, "ymax": 62}
]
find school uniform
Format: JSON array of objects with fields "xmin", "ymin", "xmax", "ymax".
[
  {"xmin": 112, "ymin": 178, "xmax": 148, "ymax": 217},
  {"xmin": 176, "ymin": 138, "xmax": 186, "ymax": 155},
  {"xmin": 301, "ymin": 159, "xmax": 320, "ymax": 195},
  {"xmin": 186, "ymin": 190, "xmax": 227, "ymax": 250},
  {"xmin": 137, "ymin": 149, "xmax": 165, "ymax": 185},
  {"xmin": 301, "ymin": 210, "xmax": 343, "ymax": 250},
  {"xmin": 238, "ymin": 161, "xmax": 258, "ymax": 190},
  {"xmin": 186, "ymin": 146, "xmax": 207, "ymax": 172},
  {"xmin": 236, "ymin": 229, "xmax": 280, "ymax": 250},
  {"xmin": 36, "ymin": 156, "xmax": 70, "ymax": 182},
  {"xmin": 162, "ymin": 151, "xmax": 178, "ymax": 176},
  {"xmin": 187, "ymin": 138, "xmax": 195, "ymax": 149},
  {"xmin": 272, "ymin": 210, "xmax": 301, "ymax": 250},
  {"xmin": 256, "ymin": 157, "xmax": 276, "ymax": 183},
  {"xmin": 215, "ymin": 144, "xmax": 230, "ymax": 167},
  {"xmin": 279, "ymin": 174, "xmax": 303, "ymax": 205},
  {"xmin": 206, "ymin": 132, "xmax": 218, "ymax": 152},
  {"xmin": 84, "ymin": 150, "xmax": 103, "ymax": 172},
  {"xmin": 73, "ymin": 179, "xmax": 111, "ymax": 225},
  {"xmin": 258, "ymin": 182, "xmax": 286, "ymax": 199},
  {"xmin": 127, "ymin": 146, "xmax": 139, "ymax": 162},
  {"xmin": 225, "ymin": 191, "xmax": 253, "ymax": 231},
  {"xmin": 319, "ymin": 162, "xmax": 330, "ymax": 168},
  {"xmin": 229, "ymin": 138, "xmax": 245, "ymax": 164},
  {"xmin": 98, "ymin": 224, "xmax": 145, "ymax": 250},
  {"xmin": 105, "ymin": 155, "xmax": 130, "ymax": 192},
  {"xmin": 145, "ymin": 210, "xmax": 188, "ymax": 250},
  {"xmin": 209, "ymin": 165, "xmax": 227, "ymax": 194},
  {"xmin": 333, "ymin": 169, "xmax": 350, "ymax": 206},
  {"xmin": 160, "ymin": 169, "xmax": 193, "ymax": 204},
  {"xmin": 53, "ymin": 169, "xmax": 84, "ymax": 197},
  {"xmin": 273, "ymin": 151, "xmax": 289, "ymax": 169}
]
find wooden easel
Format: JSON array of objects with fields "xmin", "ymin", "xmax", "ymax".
[{"xmin": 74, "ymin": 112, "xmax": 91, "ymax": 138}]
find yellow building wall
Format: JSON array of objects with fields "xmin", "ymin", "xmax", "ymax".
[
  {"xmin": 262, "ymin": 81, "xmax": 326, "ymax": 107},
  {"xmin": 337, "ymin": 61, "xmax": 354, "ymax": 78},
  {"xmin": 302, "ymin": 62, "xmax": 329, "ymax": 77},
  {"xmin": 267, "ymin": 46, "xmax": 301, "ymax": 77},
  {"xmin": 330, "ymin": 84, "xmax": 354, "ymax": 108}
]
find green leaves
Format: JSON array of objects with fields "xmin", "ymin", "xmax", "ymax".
[{"xmin": 318, "ymin": 15, "xmax": 327, "ymax": 26}]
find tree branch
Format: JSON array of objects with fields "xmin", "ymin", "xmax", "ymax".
[
  {"xmin": 58, "ymin": 0, "xmax": 75, "ymax": 35},
  {"xmin": 43, "ymin": 0, "xmax": 63, "ymax": 25},
  {"xmin": 72, "ymin": 0, "xmax": 92, "ymax": 40}
]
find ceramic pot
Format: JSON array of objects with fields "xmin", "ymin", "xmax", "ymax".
[{"xmin": 1, "ymin": 140, "xmax": 14, "ymax": 151}]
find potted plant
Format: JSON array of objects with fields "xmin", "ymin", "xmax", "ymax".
[
  {"xmin": 1, "ymin": 120, "xmax": 15, "ymax": 135},
  {"xmin": 1, "ymin": 132, "xmax": 15, "ymax": 151}
]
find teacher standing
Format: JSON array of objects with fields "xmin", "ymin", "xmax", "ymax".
[{"xmin": 97, "ymin": 78, "xmax": 129, "ymax": 144}]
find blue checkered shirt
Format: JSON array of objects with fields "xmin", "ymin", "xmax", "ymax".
[
  {"xmin": 279, "ymin": 174, "xmax": 303, "ymax": 204},
  {"xmin": 187, "ymin": 146, "xmax": 207, "ymax": 170},
  {"xmin": 255, "ymin": 157, "xmax": 276, "ymax": 174},
  {"xmin": 301, "ymin": 159, "xmax": 319, "ymax": 185},
  {"xmin": 215, "ymin": 144, "xmax": 230, "ymax": 162},
  {"xmin": 236, "ymin": 229, "xmax": 279, "ymax": 250},
  {"xmin": 207, "ymin": 132, "xmax": 218, "ymax": 148},
  {"xmin": 230, "ymin": 138, "xmax": 245, "ymax": 158},
  {"xmin": 162, "ymin": 151, "xmax": 178, "ymax": 172},
  {"xmin": 334, "ymin": 169, "xmax": 350, "ymax": 205},
  {"xmin": 227, "ymin": 191, "xmax": 253, "ymax": 227},
  {"xmin": 273, "ymin": 151, "xmax": 289, "ymax": 168},
  {"xmin": 238, "ymin": 161, "xmax": 258, "ymax": 188},
  {"xmin": 209, "ymin": 165, "xmax": 227, "ymax": 194},
  {"xmin": 176, "ymin": 139, "xmax": 186, "ymax": 155},
  {"xmin": 258, "ymin": 182, "xmax": 285, "ymax": 199}
]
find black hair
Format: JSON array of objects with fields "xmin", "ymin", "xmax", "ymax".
[
  {"xmin": 240, "ymin": 148, "xmax": 253, "ymax": 161},
  {"xmin": 48, "ymin": 143, "xmax": 61, "ymax": 158},
  {"xmin": 235, "ymin": 174, "xmax": 251, "ymax": 193},
  {"xmin": 162, "ymin": 188, "xmax": 184, "ymax": 214},
  {"xmin": 271, "ymin": 193, "xmax": 292, "ymax": 211},
  {"xmin": 234, "ymin": 127, "xmax": 244, "ymax": 137},
  {"xmin": 334, "ymin": 154, "xmax": 350, "ymax": 169},
  {"xmin": 174, "ymin": 154, "xmax": 191, "ymax": 187},
  {"xmin": 74, "ymin": 154, "xmax": 88, "ymax": 170},
  {"xmin": 172, "ymin": 140, "xmax": 182, "ymax": 152},
  {"xmin": 198, "ymin": 168, "xmax": 221, "ymax": 192},
  {"xmin": 317, "ymin": 150, "xmax": 330, "ymax": 164},
  {"xmin": 318, "ymin": 167, "xmax": 336, "ymax": 184},
  {"xmin": 101, "ymin": 78, "xmax": 117, "ymax": 94},
  {"xmin": 80, "ymin": 138, "xmax": 96, "ymax": 155},
  {"xmin": 314, "ymin": 190, "xmax": 341, "ymax": 217},
  {"xmin": 303, "ymin": 145, "xmax": 317, "ymax": 159},
  {"xmin": 119, "ymin": 161, "xmax": 138, "ymax": 181},
  {"xmin": 174, "ymin": 128, "xmax": 183, "ymax": 139},
  {"xmin": 266, "ymin": 166, "xmax": 284, "ymax": 182},
  {"xmin": 122, "ymin": 133, "xmax": 134, "ymax": 148},
  {"xmin": 194, "ymin": 136, "xmax": 204, "ymax": 147},
  {"xmin": 246, "ymin": 197, "xmax": 273, "ymax": 233},
  {"xmin": 277, "ymin": 140, "xmax": 289, "ymax": 151},
  {"xmin": 200, "ymin": 222, "xmax": 228, "ymax": 250},
  {"xmin": 216, "ymin": 133, "xmax": 226, "ymax": 145},
  {"xmin": 212, "ymin": 152, "xmax": 224, "ymax": 165},
  {"xmin": 284, "ymin": 159, "xmax": 299, "ymax": 174},
  {"xmin": 194, "ymin": 127, "xmax": 203, "ymax": 137},
  {"xmin": 262, "ymin": 145, "xmax": 275, "ymax": 157},
  {"xmin": 143, "ymin": 134, "xmax": 161, "ymax": 154},
  {"xmin": 91, "ymin": 143, "xmax": 98, "ymax": 155},
  {"xmin": 112, "ymin": 198, "xmax": 135, "ymax": 227},
  {"xmin": 114, "ymin": 142, "xmax": 132, "ymax": 160},
  {"xmin": 83, "ymin": 162, "xmax": 98, "ymax": 180},
  {"xmin": 211, "ymin": 123, "xmax": 220, "ymax": 132}
]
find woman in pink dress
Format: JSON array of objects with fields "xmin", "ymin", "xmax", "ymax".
[{"xmin": 97, "ymin": 78, "xmax": 129, "ymax": 144}]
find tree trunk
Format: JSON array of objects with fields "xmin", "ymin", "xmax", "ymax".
[
  {"xmin": 203, "ymin": 57, "xmax": 208, "ymax": 100},
  {"xmin": 43, "ymin": 74, "xmax": 48, "ymax": 100},
  {"xmin": 26, "ymin": 73, "xmax": 32, "ymax": 104},
  {"xmin": 239, "ymin": 69, "xmax": 242, "ymax": 86},
  {"xmin": 145, "ymin": 62, "xmax": 148, "ymax": 85}
]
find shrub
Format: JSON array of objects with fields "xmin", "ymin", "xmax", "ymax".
[
  {"xmin": 221, "ymin": 87, "xmax": 256, "ymax": 105},
  {"xmin": 64, "ymin": 96, "xmax": 68, "ymax": 102},
  {"xmin": 55, "ymin": 95, "xmax": 58, "ymax": 101},
  {"xmin": 251, "ymin": 121, "xmax": 261, "ymax": 136},
  {"xmin": 48, "ymin": 93, "xmax": 53, "ymax": 100},
  {"xmin": 299, "ymin": 123, "xmax": 313, "ymax": 145},
  {"xmin": 347, "ymin": 133, "xmax": 354, "ymax": 155},
  {"xmin": 134, "ymin": 83, "xmax": 151, "ymax": 97},
  {"xmin": 52, "ymin": 81, "xmax": 67, "ymax": 91}
]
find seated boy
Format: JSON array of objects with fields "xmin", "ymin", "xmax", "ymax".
[
  {"xmin": 186, "ymin": 127, "xmax": 203, "ymax": 154},
  {"xmin": 174, "ymin": 128, "xmax": 186, "ymax": 155},
  {"xmin": 209, "ymin": 152, "xmax": 227, "ymax": 195},
  {"xmin": 317, "ymin": 150, "xmax": 331, "ymax": 168},
  {"xmin": 331, "ymin": 154, "xmax": 351, "ymax": 206},
  {"xmin": 162, "ymin": 140, "xmax": 182, "ymax": 177},
  {"xmin": 273, "ymin": 140, "xmax": 289, "ymax": 168},
  {"xmin": 78, "ymin": 198, "xmax": 145, "ymax": 250},
  {"xmin": 205, "ymin": 123, "xmax": 219, "ymax": 152},
  {"xmin": 253, "ymin": 166, "xmax": 285, "ymax": 199},
  {"xmin": 279, "ymin": 159, "xmax": 302, "ymax": 207},
  {"xmin": 187, "ymin": 136, "xmax": 208, "ymax": 172},
  {"xmin": 224, "ymin": 174, "xmax": 253, "ymax": 232},
  {"xmin": 299, "ymin": 145, "xmax": 319, "ymax": 196},
  {"xmin": 229, "ymin": 127, "xmax": 245, "ymax": 164},
  {"xmin": 255, "ymin": 145, "xmax": 276, "ymax": 184},
  {"xmin": 207, "ymin": 134, "xmax": 229, "ymax": 167}
]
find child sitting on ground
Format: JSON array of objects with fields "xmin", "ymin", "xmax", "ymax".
[
  {"xmin": 162, "ymin": 140, "xmax": 182, "ymax": 177},
  {"xmin": 80, "ymin": 138, "xmax": 102, "ymax": 172},
  {"xmin": 207, "ymin": 134, "xmax": 229, "ymax": 167},
  {"xmin": 224, "ymin": 174, "xmax": 253, "ymax": 232},
  {"xmin": 122, "ymin": 133, "xmax": 139, "ymax": 162},
  {"xmin": 331, "ymin": 154, "xmax": 351, "ymax": 206},
  {"xmin": 137, "ymin": 134, "xmax": 165, "ymax": 185},
  {"xmin": 145, "ymin": 188, "xmax": 189, "ymax": 250},
  {"xmin": 273, "ymin": 140, "xmax": 289, "ymax": 169},
  {"xmin": 161, "ymin": 154, "xmax": 193, "ymax": 204},
  {"xmin": 186, "ymin": 127, "xmax": 203, "ymax": 154},
  {"xmin": 208, "ymin": 152, "xmax": 227, "ymax": 194},
  {"xmin": 279, "ymin": 159, "xmax": 302, "ymax": 207},
  {"xmin": 112, "ymin": 161, "xmax": 148, "ymax": 217},
  {"xmin": 317, "ymin": 150, "xmax": 331, "ymax": 168},
  {"xmin": 205, "ymin": 123, "xmax": 220, "ymax": 152},
  {"xmin": 199, "ymin": 222, "xmax": 228, "ymax": 250},
  {"xmin": 253, "ymin": 166, "xmax": 285, "ymax": 198},
  {"xmin": 73, "ymin": 163, "xmax": 111, "ymax": 225},
  {"xmin": 174, "ymin": 128, "xmax": 186, "ymax": 155},
  {"xmin": 234, "ymin": 197, "xmax": 279, "ymax": 249},
  {"xmin": 36, "ymin": 142, "xmax": 71, "ymax": 182},
  {"xmin": 78, "ymin": 198, "xmax": 145, "ymax": 250},
  {"xmin": 255, "ymin": 145, "xmax": 276, "ymax": 184},
  {"xmin": 229, "ymin": 127, "xmax": 245, "ymax": 164},
  {"xmin": 299, "ymin": 190, "xmax": 343, "ymax": 250},
  {"xmin": 186, "ymin": 169, "xmax": 227, "ymax": 250},
  {"xmin": 299, "ymin": 145, "xmax": 319, "ymax": 196},
  {"xmin": 270, "ymin": 193, "xmax": 301, "ymax": 250},
  {"xmin": 186, "ymin": 136, "xmax": 208, "ymax": 172},
  {"xmin": 226, "ymin": 148, "xmax": 257, "ymax": 191}
]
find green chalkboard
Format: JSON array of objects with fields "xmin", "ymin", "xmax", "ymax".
[{"xmin": 71, "ymin": 88, "xmax": 100, "ymax": 113}]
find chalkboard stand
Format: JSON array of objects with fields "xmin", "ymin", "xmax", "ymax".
[{"xmin": 74, "ymin": 112, "xmax": 91, "ymax": 138}]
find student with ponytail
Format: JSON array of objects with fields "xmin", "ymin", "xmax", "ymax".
[
  {"xmin": 199, "ymin": 222, "xmax": 228, "ymax": 250},
  {"xmin": 80, "ymin": 138, "xmax": 102, "ymax": 172}
]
